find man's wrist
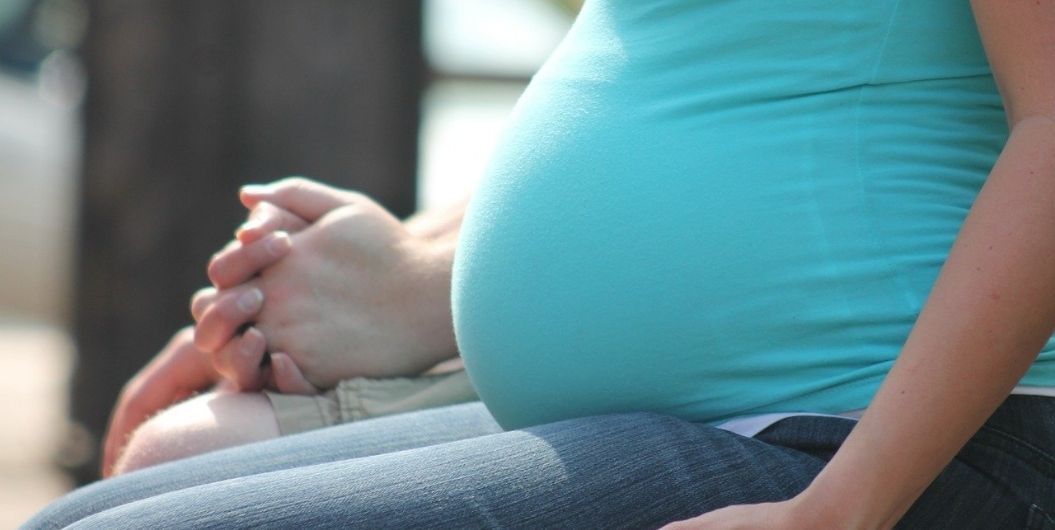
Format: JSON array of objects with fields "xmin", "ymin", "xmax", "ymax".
[
  {"xmin": 418, "ymin": 237, "xmax": 459, "ymax": 360},
  {"xmin": 403, "ymin": 199, "xmax": 468, "ymax": 241}
]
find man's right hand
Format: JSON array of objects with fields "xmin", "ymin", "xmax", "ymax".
[{"xmin": 192, "ymin": 178, "xmax": 460, "ymax": 391}]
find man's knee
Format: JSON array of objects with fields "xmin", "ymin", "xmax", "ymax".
[{"xmin": 113, "ymin": 391, "xmax": 280, "ymax": 476}]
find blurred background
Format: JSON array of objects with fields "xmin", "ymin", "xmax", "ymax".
[{"xmin": 0, "ymin": 0, "xmax": 577, "ymax": 525}]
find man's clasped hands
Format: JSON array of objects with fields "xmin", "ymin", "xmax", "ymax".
[{"xmin": 101, "ymin": 178, "xmax": 465, "ymax": 477}]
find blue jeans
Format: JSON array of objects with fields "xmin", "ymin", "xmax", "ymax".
[{"xmin": 24, "ymin": 396, "xmax": 1055, "ymax": 529}]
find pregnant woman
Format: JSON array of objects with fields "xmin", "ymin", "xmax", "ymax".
[{"xmin": 26, "ymin": 0, "xmax": 1055, "ymax": 528}]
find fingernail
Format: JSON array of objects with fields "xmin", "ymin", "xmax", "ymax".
[
  {"xmin": 236, "ymin": 288, "xmax": 264, "ymax": 314},
  {"xmin": 266, "ymin": 232, "xmax": 291, "ymax": 256},
  {"xmin": 241, "ymin": 184, "xmax": 271, "ymax": 195}
]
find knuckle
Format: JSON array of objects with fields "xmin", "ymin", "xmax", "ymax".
[
  {"xmin": 250, "ymin": 201, "xmax": 274, "ymax": 216},
  {"xmin": 172, "ymin": 326, "xmax": 196, "ymax": 347},
  {"xmin": 219, "ymin": 296, "xmax": 246, "ymax": 322},
  {"xmin": 190, "ymin": 299, "xmax": 210, "ymax": 322},
  {"xmin": 279, "ymin": 175, "xmax": 308, "ymax": 191},
  {"xmin": 214, "ymin": 256, "xmax": 251, "ymax": 288},
  {"xmin": 192, "ymin": 286, "xmax": 216, "ymax": 301},
  {"xmin": 208, "ymin": 246, "xmax": 228, "ymax": 266},
  {"xmin": 193, "ymin": 331, "xmax": 215, "ymax": 353},
  {"xmin": 253, "ymin": 204, "xmax": 278, "ymax": 221},
  {"xmin": 278, "ymin": 210, "xmax": 304, "ymax": 228},
  {"xmin": 198, "ymin": 320, "xmax": 225, "ymax": 347},
  {"xmin": 206, "ymin": 260, "xmax": 226, "ymax": 286},
  {"xmin": 344, "ymin": 189, "xmax": 365, "ymax": 203},
  {"xmin": 200, "ymin": 310, "xmax": 238, "ymax": 348},
  {"xmin": 248, "ymin": 238, "xmax": 273, "ymax": 263},
  {"xmin": 257, "ymin": 214, "xmax": 281, "ymax": 232},
  {"xmin": 213, "ymin": 353, "xmax": 237, "ymax": 381},
  {"xmin": 219, "ymin": 239, "xmax": 240, "ymax": 254},
  {"xmin": 190, "ymin": 287, "xmax": 216, "ymax": 311}
]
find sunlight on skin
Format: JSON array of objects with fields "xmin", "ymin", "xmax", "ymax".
[{"xmin": 113, "ymin": 392, "xmax": 280, "ymax": 476}]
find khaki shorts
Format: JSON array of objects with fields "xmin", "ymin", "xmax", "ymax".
[{"xmin": 264, "ymin": 369, "xmax": 479, "ymax": 435}]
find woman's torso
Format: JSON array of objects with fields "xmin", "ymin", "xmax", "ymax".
[{"xmin": 452, "ymin": 0, "xmax": 1055, "ymax": 429}]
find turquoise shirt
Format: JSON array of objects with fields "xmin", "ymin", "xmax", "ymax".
[{"xmin": 452, "ymin": 0, "xmax": 1055, "ymax": 430}]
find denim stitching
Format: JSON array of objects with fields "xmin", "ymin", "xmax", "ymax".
[
  {"xmin": 1028, "ymin": 504, "xmax": 1055, "ymax": 530},
  {"xmin": 975, "ymin": 424, "xmax": 1055, "ymax": 476}
]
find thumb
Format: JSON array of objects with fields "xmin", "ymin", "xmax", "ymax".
[
  {"xmin": 269, "ymin": 352, "xmax": 322, "ymax": 395},
  {"xmin": 240, "ymin": 177, "xmax": 356, "ymax": 222}
]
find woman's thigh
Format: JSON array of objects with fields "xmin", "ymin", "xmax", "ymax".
[
  {"xmin": 55, "ymin": 412, "xmax": 831, "ymax": 530},
  {"xmin": 26, "ymin": 402, "xmax": 503, "ymax": 529},
  {"xmin": 755, "ymin": 396, "xmax": 1055, "ymax": 529},
  {"xmin": 900, "ymin": 395, "xmax": 1055, "ymax": 529}
]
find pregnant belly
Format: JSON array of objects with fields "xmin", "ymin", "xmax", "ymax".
[
  {"xmin": 453, "ymin": 123, "xmax": 909, "ymax": 429},
  {"xmin": 448, "ymin": 0, "xmax": 1003, "ymax": 429}
]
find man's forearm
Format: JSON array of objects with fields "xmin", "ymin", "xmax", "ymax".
[
  {"xmin": 795, "ymin": 116, "xmax": 1055, "ymax": 529},
  {"xmin": 404, "ymin": 198, "xmax": 469, "ymax": 241}
]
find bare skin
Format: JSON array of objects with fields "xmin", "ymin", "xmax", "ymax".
[
  {"xmin": 191, "ymin": 178, "xmax": 461, "ymax": 390},
  {"xmin": 102, "ymin": 181, "xmax": 467, "ymax": 476},
  {"xmin": 101, "ymin": 201, "xmax": 316, "ymax": 476},
  {"xmin": 102, "ymin": 327, "xmax": 219, "ymax": 476},
  {"xmin": 112, "ymin": 391, "xmax": 280, "ymax": 476}
]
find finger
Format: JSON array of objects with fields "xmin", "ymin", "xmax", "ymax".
[
  {"xmin": 213, "ymin": 377, "xmax": 240, "ymax": 393},
  {"xmin": 218, "ymin": 238, "xmax": 240, "ymax": 254},
  {"xmin": 190, "ymin": 287, "xmax": 219, "ymax": 321},
  {"xmin": 208, "ymin": 231, "xmax": 292, "ymax": 289},
  {"xmin": 212, "ymin": 327, "xmax": 270, "ymax": 391},
  {"xmin": 193, "ymin": 284, "xmax": 264, "ymax": 353},
  {"xmin": 102, "ymin": 327, "xmax": 216, "ymax": 476},
  {"xmin": 269, "ymin": 352, "xmax": 320, "ymax": 395},
  {"xmin": 240, "ymin": 176, "xmax": 357, "ymax": 222},
  {"xmin": 104, "ymin": 394, "xmax": 151, "ymax": 477},
  {"xmin": 236, "ymin": 202, "xmax": 309, "ymax": 245}
]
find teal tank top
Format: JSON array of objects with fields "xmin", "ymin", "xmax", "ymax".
[{"xmin": 452, "ymin": 0, "xmax": 1055, "ymax": 430}]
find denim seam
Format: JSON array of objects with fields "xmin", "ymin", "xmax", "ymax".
[
  {"xmin": 976, "ymin": 424, "xmax": 1055, "ymax": 475},
  {"xmin": 1029, "ymin": 504, "xmax": 1055, "ymax": 530},
  {"xmin": 950, "ymin": 447, "xmax": 1035, "ymax": 510}
]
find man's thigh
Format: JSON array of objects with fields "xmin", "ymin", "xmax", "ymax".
[
  {"xmin": 114, "ymin": 391, "xmax": 281, "ymax": 475},
  {"xmin": 26, "ymin": 402, "xmax": 502, "ymax": 529}
]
